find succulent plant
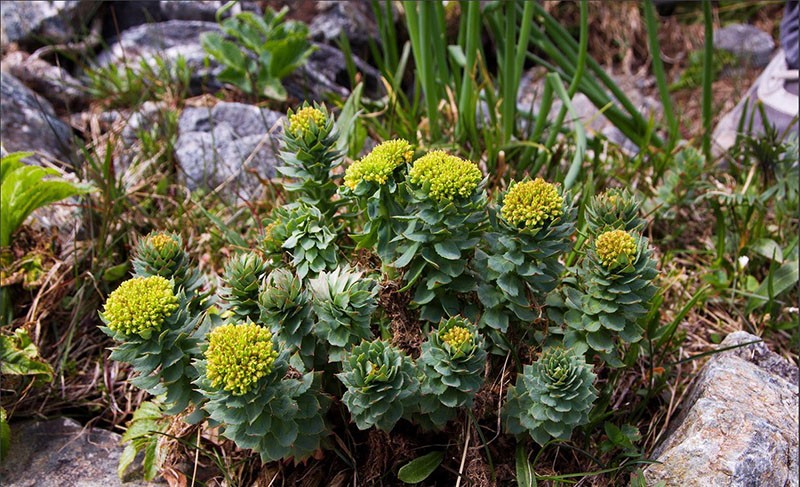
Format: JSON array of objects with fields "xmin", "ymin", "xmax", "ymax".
[
  {"xmin": 261, "ymin": 202, "xmax": 338, "ymax": 279},
  {"xmin": 341, "ymin": 139, "xmax": 414, "ymax": 258},
  {"xmin": 337, "ymin": 339, "xmax": 419, "ymax": 431},
  {"xmin": 308, "ymin": 266, "xmax": 379, "ymax": 361},
  {"xmin": 258, "ymin": 268, "xmax": 318, "ymax": 370},
  {"xmin": 222, "ymin": 251, "xmax": 269, "ymax": 322},
  {"xmin": 132, "ymin": 231, "xmax": 205, "ymax": 296},
  {"xmin": 279, "ymin": 103, "xmax": 343, "ymax": 216},
  {"xmin": 196, "ymin": 322, "xmax": 329, "ymax": 462},
  {"xmin": 560, "ymin": 228, "xmax": 658, "ymax": 360},
  {"xmin": 505, "ymin": 347, "xmax": 597, "ymax": 445},
  {"xmin": 417, "ymin": 316, "xmax": 487, "ymax": 429},
  {"xmin": 476, "ymin": 179, "xmax": 575, "ymax": 335},
  {"xmin": 393, "ymin": 151, "xmax": 488, "ymax": 323},
  {"xmin": 99, "ymin": 276, "xmax": 204, "ymax": 414},
  {"xmin": 585, "ymin": 188, "xmax": 644, "ymax": 233}
]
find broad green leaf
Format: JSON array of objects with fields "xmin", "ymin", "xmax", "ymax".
[
  {"xmin": 433, "ymin": 241, "xmax": 460, "ymax": 260},
  {"xmin": 750, "ymin": 238, "xmax": 783, "ymax": 263},
  {"xmin": 397, "ymin": 451, "xmax": 444, "ymax": 484},
  {"xmin": 117, "ymin": 444, "xmax": 138, "ymax": 480},
  {"xmin": 0, "ymin": 329, "xmax": 54, "ymax": 384}
]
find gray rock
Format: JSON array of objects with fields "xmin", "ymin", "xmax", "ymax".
[
  {"xmin": 285, "ymin": 43, "xmax": 385, "ymax": 101},
  {"xmin": 175, "ymin": 102, "xmax": 283, "ymax": 199},
  {"xmin": 0, "ymin": 73, "xmax": 76, "ymax": 166},
  {"xmin": 0, "ymin": 417, "xmax": 151, "ymax": 487},
  {"xmin": 714, "ymin": 24, "xmax": 776, "ymax": 68},
  {"xmin": 158, "ymin": 1, "xmax": 261, "ymax": 22},
  {"xmin": 2, "ymin": 50, "xmax": 88, "ymax": 110},
  {"xmin": 310, "ymin": 1, "xmax": 378, "ymax": 52},
  {"xmin": 0, "ymin": 1, "xmax": 97, "ymax": 46},
  {"xmin": 642, "ymin": 331, "xmax": 799, "ymax": 487},
  {"xmin": 94, "ymin": 20, "xmax": 223, "ymax": 93}
]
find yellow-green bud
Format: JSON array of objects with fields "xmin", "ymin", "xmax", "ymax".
[
  {"xmin": 501, "ymin": 178, "xmax": 563, "ymax": 229},
  {"xmin": 408, "ymin": 151, "xmax": 482, "ymax": 202},
  {"xmin": 595, "ymin": 229, "xmax": 637, "ymax": 268},
  {"xmin": 102, "ymin": 276, "xmax": 178, "ymax": 338},
  {"xmin": 344, "ymin": 139, "xmax": 414, "ymax": 190},
  {"xmin": 441, "ymin": 325, "xmax": 472, "ymax": 349},
  {"xmin": 146, "ymin": 232, "xmax": 179, "ymax": 253},
  {"xmin": 205, "ymin": 323, "xmax": 279, "ymax": 396},
  {"xmin": 288, "ymin": 107, "xmax": 326, "ymax": 138}
]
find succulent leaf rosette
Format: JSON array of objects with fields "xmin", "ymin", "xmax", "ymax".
[
  {"xmin": 279, "ymin": 103, "xmax": 343, "ymax": 216},
  {"xmin": 222, "ymin": 251, "xmax": 269, "ymax": 322},
  {"xmin": 417, "ymin": 317, "xmax": 487, "ymax": 429},
  {"xmin": 562, "ymin": 228, "xmax": 658, "ymax": 361},
  {"xmin": 196, "ymin": 322, "xmax": 329, "ymax": 462},
  {"xmin": 258, "ymin": 268, "xmax": 318, "ymax": 370},
  {"xmin": 99, "ymin": 275, "xmax": 204, "ymax": 414},
  {"xmin": 476, "ymin": 178, "xmax": 575, "ymax": 335},
  {"xmin": 585, "ymin": 188, "xmax": 645, "ymax": 233},
  {"xmin": 132, "ymin": 231, "xmax": 205, "ymax": 298},
  {"xmin": 505, "ymin": 347, "xmax": 597, "ymax": 445},
  {"xmin": 337, "ymin": 339, "xmax": 419, "ymax": 431},
  {"xmin": 393, "ymin": 150, "xmax": 488, "ymax": 323},
  {"xmin": 341, "ymin": 139, "xmax": 414, "ymax": 257},
  {"xmin": 308, "ymin": 266, "xmax": 379, "ymax": 361},
  {"xmin": 261, "ymin": 202, "xmax": 338, "ymax": 279}
]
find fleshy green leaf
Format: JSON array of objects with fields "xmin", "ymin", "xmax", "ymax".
[{"xmin": 397, "ymin": 451, "xmax": 444, "ymax": 484}]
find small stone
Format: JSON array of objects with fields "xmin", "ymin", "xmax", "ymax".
[
  {"xmin": 714, "ymin": 24, "xmax": 776, "ymax": 68},
  {"xmin": 0, "ymin": 1, "xmax": 96, "ymax": 47},
  {"xmin": 643, "ymin": 331, "xmax": 799, "ymax": 486},
  {"xmin": 3, "ymin": 50, "xmax": 88, "ymax": 111}
]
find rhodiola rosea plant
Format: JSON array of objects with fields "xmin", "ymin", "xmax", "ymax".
[{"xmin": 98, "ymin": 101, "xmax": 662, "ymax": 481}]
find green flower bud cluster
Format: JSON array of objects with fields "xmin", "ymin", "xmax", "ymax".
[
  {"xmin": 586, "ymin": 188, "xmax": 644, "ymax": 233},
  {"xmin": 132, "ymin": 231, "xmax": 204, "ymax": 296},
  {"xmin": 338, "ymin": 340, "xmax": 419, "ymax": 431},
  {"xmin": 205, "ymin": 323, "xmax": 279, "ymax": 396},
  {"xmin": 408, "ymin": 150, "xmax": 482, "ymax": 203},
  {"xmin": 500, "ymin": 178, "xmax": 564, "ymax": 229},
  {"xmin": 594, "ymin": 229, "xmax": 637, "ymax": 269},
  {"xmin": 344, "ymin": 139, "xmax": 414, "ymax": 190},
  {"xmin": 308, "ymin": 266, "xmax": 378, "ymax": 361},
  {"xmin": 505, "ymin": 347, "xmax": 597, "ymax": 445},
  {"xmin": 288, "ymin": 106, "xmax": 326, "ymax": 139},
  {"xmin": 280, "ymin": 103, "xmax": 342, "ymax": 217},
  {"xmin": 223, "ymin": 252, "xmax": 269, "ymax": 322},
  {"xmin": 101, "ymin": 276, "xmax": 178, "ymax": 338},
  {"xmin": 417, "ymin": 317, "xmax": 487, "ymax": 429}
]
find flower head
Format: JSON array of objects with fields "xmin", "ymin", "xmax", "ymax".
[
  {"xmin": 102, "ymin": 276, "xmax": 178, "ymax": 338},
  {"xmin": 595, "ymin": 229, "xmax": 637, "ymax": 268},
  {"xmin": 146, "ymin": 232, "xmax": 180, "ymax": 254},
  {"xmin": 440, "ymin": 325, "xmax": 472, "ymax": 349},
  {"xmin": 344, "ymin": 139, "xmax": 414, "ymax": 190},
  {"xmin": 408, "ymin": 150, "xmax": 482, "ymax": 202},
  {"xmin": 501, "ymin": 178, "xmax": 563, "ymax": 229},
  {"xmin": 288, "ymin": 106, "xmax": 326, "ymax": 138},
  {"xmin": 205, "ymin": 323, "xmax": 279, "ymax": 396}
]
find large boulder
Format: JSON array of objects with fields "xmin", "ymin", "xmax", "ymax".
[
  {"xmin": 2, "ymin": 50, "xmax": 88, "ymax": 111},
  {"xmin": 174, "ymin": 102, "xmax": 284, "ymax": 200},
  {"xmin": 0, "ymin": 417, "xmax": 150, "ymax": 487},
  {"xmin": 642, "ymin": 331, "xmax": 799, "ymax": 486},
  {"xmin": 309, "ymin": 1, "xmax": 378, "ymax": 55},
  {"xmin": 714, "ymin": 24, "xmax": 775, "ymax": 69},
  {"xmin": 0, "ymin": 1, "xmax": 98, "ymax": 47},
  {"xmin": 286, "ymin": 43, "xmax": 385, "ymax": 102},
  {"xmin": 0, "ymin": 73, "xmax": 77, "ymax": 166}
]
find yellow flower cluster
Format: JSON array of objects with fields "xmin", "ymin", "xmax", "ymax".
[
  {"xmin": 343, "ymin": 139, "xmax": 414, "ymax": 190},
  {"xmin": 205, "ymin": 323, "xmax": 279, "ymax": 396},
  {"xmin": 595, "ymin": 229, "xmax": 637, "ymax": 268},
  {"xmin": 102, "ymin": 276, "xmax": 178, "ymax": 337},
  {"xmin": 441, "ymin": 325, "xmax": 472, "ymax": 349},
  {"xmin": 288, "ymin": 106, "xmax": 326, "ymax": 138},
  {"xmin": 408, "ymin": 151, "xmax": 482, "ymax": 202},
  {"xmin": 501, "ymin": 178, "xmax": 563, "ymax": 229},
  {"xmin": 147, "ymin": 232, "xmax": 179, "ymax": 254}
]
